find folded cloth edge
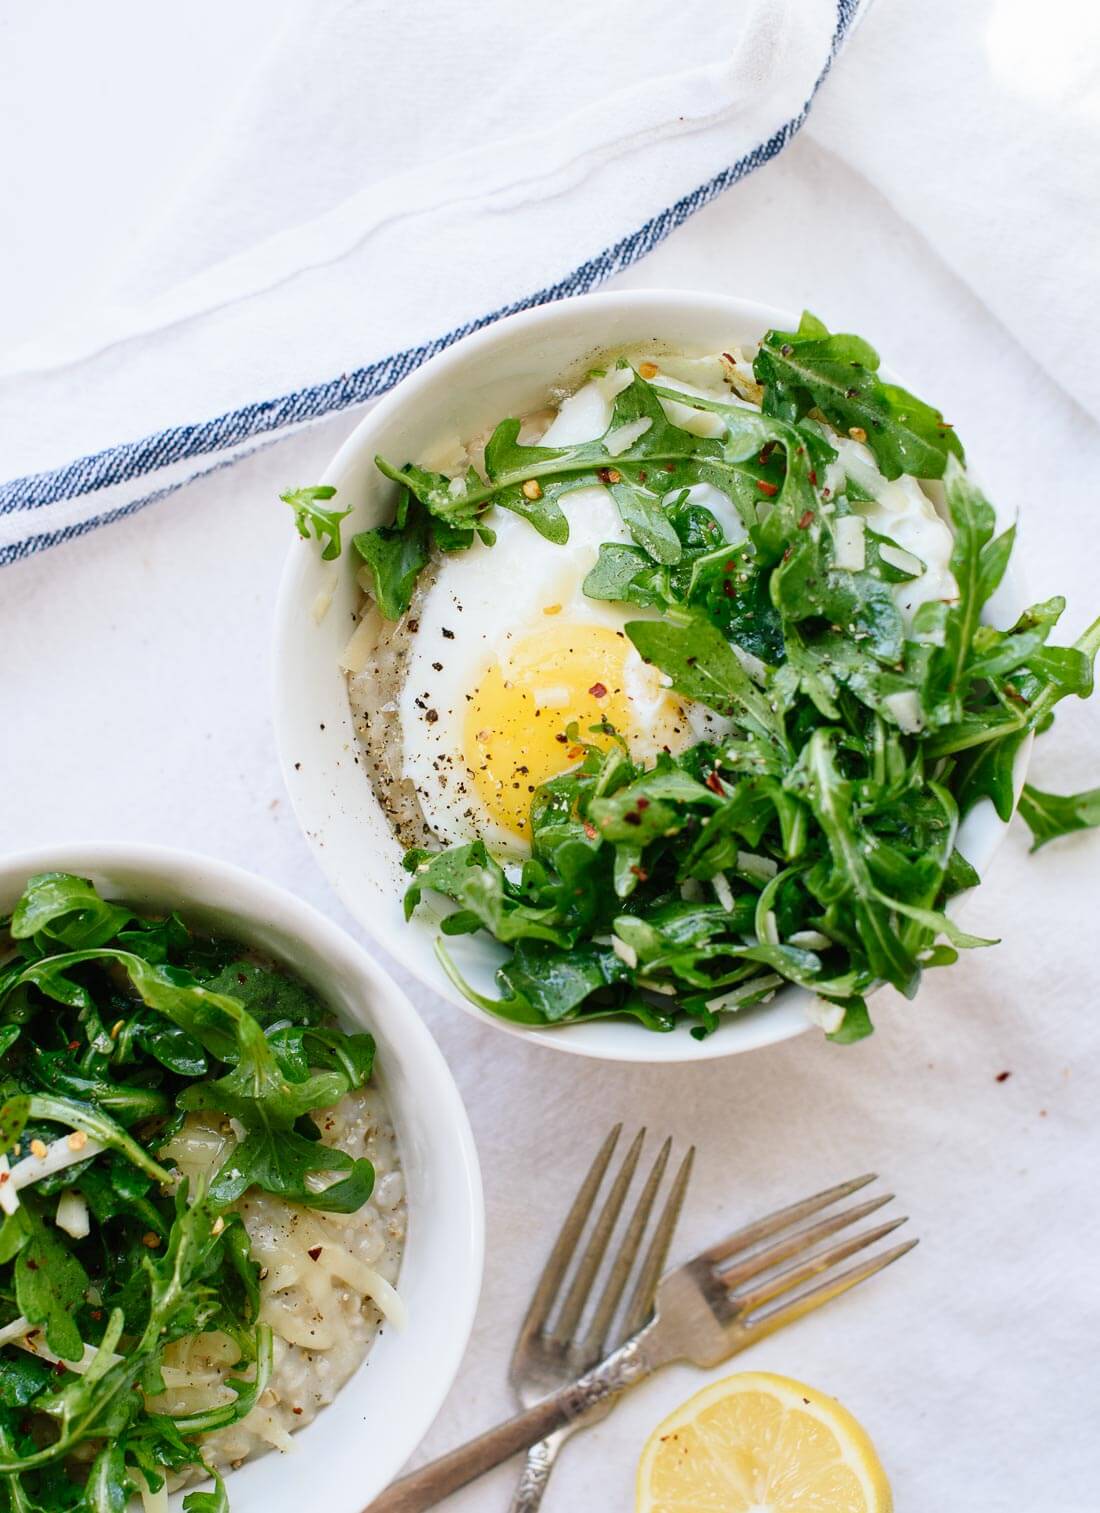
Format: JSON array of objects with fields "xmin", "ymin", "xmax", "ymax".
[{"xmin": 0, "ymin": 0, "xmax": 862, "ymax": 568}]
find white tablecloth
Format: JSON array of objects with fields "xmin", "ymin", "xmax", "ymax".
[{"xmin": 3, "ymin": 4, "xmax": 1099, "ymax": 1509}]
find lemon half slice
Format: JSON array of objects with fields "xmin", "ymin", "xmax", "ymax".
[{"xmin": 636, "ymin": 1371, "xmax": 892, "ymax": 1513}]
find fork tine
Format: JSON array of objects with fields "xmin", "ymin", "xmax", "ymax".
[
  {"xmin": 510, "ymin": 1124, "xmax": 621, "ymax": 1372},
  {"xmin": 619, "ymin": 1143, "xmax": 695, "ymax": 1343},
  {"xmin": 729, "ymin": 1217, "xmax": 909, "ymax": 1313},
  {"xmin": 738, "ymin": 1238, "xmax": 919, "ymax": 1346},
  {"xmin": 716, "ymin": 1193, "xmax": 895, "ymax": 1288},
  {"xmin": 700, "ymin": 1173, "xmax": 877, "ymax": 1264},
  {"xmin": 573, "ymin": 1137, "xmax": 672, "ymax": 1363},
  {"xmin": 548, "ymin": 1129, "xmax": 645, "ymax": 1349}
]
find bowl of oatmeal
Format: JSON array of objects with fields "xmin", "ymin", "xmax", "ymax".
[{"xmin": 0, "ymin": 843, "xmax": 483, "ymax": 1512}]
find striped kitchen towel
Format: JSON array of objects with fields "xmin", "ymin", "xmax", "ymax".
[{"xmin": 0, "ymin": 0, "xmax": 866, "ymax": 567}]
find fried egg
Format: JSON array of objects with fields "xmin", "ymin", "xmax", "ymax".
[
  {"xmin": 396, "ymin": 370, "xmax": 730, "ymax": 855},
  {"xmin": 386, "ymin": 350, "xmax": 957, "ymax": 857}
]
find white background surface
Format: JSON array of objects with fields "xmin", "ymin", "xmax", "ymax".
[{"xmin": 3, "ymin": 2, "xmax": 1099, "ymax": 1509}]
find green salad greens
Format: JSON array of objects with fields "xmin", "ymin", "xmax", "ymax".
[
  {"xmin": 285, "ymin": 312, "xmax": 1100, "ymax": 1041},
  {"xmin": 0, "ymin": 873, "xmax": 377, "ymax": 1510}
]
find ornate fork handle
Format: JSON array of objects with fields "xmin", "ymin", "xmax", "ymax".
[
  {"xmin": 365, "ymin": 1330, "xmax": 661, "ymax": 1513},
  {"xmin": 507, "ymin": 1431, "xmax": 565, "ymax": 1513}
]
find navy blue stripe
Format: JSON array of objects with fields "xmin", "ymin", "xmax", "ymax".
[{"xmin": 0, "ymin": 0, "xmax": 859, "ymax": 566}]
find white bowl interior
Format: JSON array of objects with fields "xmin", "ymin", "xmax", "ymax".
[
  {"xmin": 0, "ymin": 845, "xmax": 483, "ymax": 1513},
  {"xmin": 274, "ymin": 290, "xmax": 1030, "ymax": 1062}
]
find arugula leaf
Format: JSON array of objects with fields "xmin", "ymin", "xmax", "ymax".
[
  {"xmin": 826, "ymin": 999, "xmax": 874, "ymax": 1044},
  {"xmin": 583, "ymin": 543, "xmax": 665, "ymax": 608},
  {"xmin": 183, "ymin": 1469, "xmax": 229, "ymax": 1513},
  {"xmin": 0, "ymin": 1095, "xmax": 29, "ymax": 1158},
  {"xmin": 281, "ymin": 484, "xmax": 351, "ymax": 561},
  {"xmin": 10, "ymin": 873, "xmax": 133, "ymax": 953},
  {"xmin": 15, "ymin": 1206, "xmax": 89, "ymax": 1360},
  {"xmin": 753, "ymin": 311, "xmax": 963, "ymax": 480},
  {"xmin": 403, "ymin": 843, "xmax": 571, "ymax": 946},
  {"xmin": 177, "ymin": 1014, "xmax": 374, "ymax": 1212},
  {"xmin": 352, "ymin": 490, "xmax": 431, "ymax": 620},
  {"xmin": 626, "ymin": 607, "xmax": 786, "ymax": 748},
  {"xmin": 1018, "ymin": 783, "xmax": 1100, "ymax": 850}
]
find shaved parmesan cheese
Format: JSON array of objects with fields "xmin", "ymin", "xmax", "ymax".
[
  {"xmin": 883, "ymin": 689, "xmax": 925, "ymax": 734},
  {"xmin": 603, "ymin": 417, "xmax": 652, "ymax": 456},
  {"xmin": 135, "ymin": 1469, "xmax": 170, "ymax": 1513},
  {"xmin": 705, "ymin": 973, "xmax": 783, "ymax": 1014},
  {"xmin": 636, "ymin": 978, "xmax": 677, "ymax": 995},
  {"xmin": 833, "ymin": 515, "xmax": 866, "ymax": 571},
  {"xmin": 736, "ymin": 850, "xmax": 778, "ymax": 882},
  {"xmin": 339, "ymin": 604, "xmax": 384, "ymax": 674},
  {"xmin": 711, "ymin": 872, "xmax": 735, "ymax": 912},
  {"xmin": 611, "ymin": 935, "xmax": 638, "ymax": 970},
  {"xmin": 789, "ymin": 930, "xmax": 832, "ymax": 949},
  {"xmin": 17, "ymin": 1332, "xmax": 121, "ymax": 1374},
  {"xmin": 310, "ymin": 569, "xmax": 339, "ymax": 625},
  {"xmin": 253, "ymin": 1411, "xmax": 298, "ymax": 1454},
  {"xmin": 0, "ymin": 1316, "xmax": 32, "ymax": 1347},
  {"xmin": 805, "ymin": 996, "xmax": 846, "ymax": 1034},
  {"xmin": 320, "ymin": 1249, "xmax": 408, "ymax": 1330},
  {"xmin": 56, "ymin": 1188, "xmax": 90, "ymax": 1239},
  {"xmin": 878, "ymin": 541, "xmax": 923, "ymax": 577},
  {"xmin": 7, "ymin": 1133, "xmax": 105, "ymax": 1196},
  {"xmin": 0, "ymin": 1156, "xmax": 17, "ymax": 1216},
  {"xmin": 531, "ymin": 684, "xmax": 571, "ymax": 708}
]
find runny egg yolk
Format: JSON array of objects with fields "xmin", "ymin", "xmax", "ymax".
[{"xmin": 463, "ymin": 620, "xmax": 686, "ymax": 841}]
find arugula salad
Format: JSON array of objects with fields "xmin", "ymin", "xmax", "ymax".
[
  {"xmin": 286, "ymin": 313, "xmax": 1100, "ymax": 1043},
  {"xmin": 0, "ymin": 873, "xmax": 403, "ymax": 1511}
]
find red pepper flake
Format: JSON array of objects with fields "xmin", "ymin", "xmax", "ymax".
[
  {"xmin": 756, "ymin": 479, "xmax": 779, "ymax": 498},
  {"xmin": 623, "ymin": 812, "xmax": 642, "ymax": 826},
  {"xmin": 798, "ymin": 509, "xmax": 814, "ymax": 529},
  {"xmin": 722, "ymin": 580, "xmax": 734, "ymax": 598},
  {"xmin": 67, "ymin": 1040, "xmax": 80, "ymax": 1052},
  {"xmin": 723, "ymin": 559, "xmax": 737, "ymax": 574},
  {"xmin": 583, "ymin": 821, "xmax": 598, "ymax": 840},
  {"xmin": 705, "ymin": 771, "xmax": 725, "ymax": 795},
  {"xmin": 588, "ymin": 682, "xmax": 608, "ymax": 699},
  {"xmin": 629, "ymin": 865, "xmax": 649, "ymax": 881},
  {"xmin": 53, "ymin": 1359, "xmax": 67, "ymax": 1375},
  {"xmin": 567, "ymin": 745, "xmax": 585, "ymax": 759},
  {"xmin": 293, "ymin": 1407, "xmax": 303, "ymax": 1415},
  {"xmin": 995, "ymin": 1070, "xmax": 1011, "ymax": 1083},
  {"xmin": 307, "ymin": 1245, "xmax": 323, "ymax": 1261},
  {"xmin": 555, "ymin": 732, "xmax": 568, "ymax": 744},
  {"xmin": 808, "ymin": 469, "xmax": 818, "ymax": 486},
  {"xmin": 596, "ymin": 467, "xmax": 622, "ymax": 485},
  {"xmin": 636, "ymin": 797, "xmax": 650, "ymax": 811}
]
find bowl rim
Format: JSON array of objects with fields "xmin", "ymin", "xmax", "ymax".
[
  {"xmin": 0, "ymin": 840, "xmax": 485, "ymax": 1511},
  {"xmin": 273, "ymin": 287, "xmax": 1031, "ymax": 1064}
]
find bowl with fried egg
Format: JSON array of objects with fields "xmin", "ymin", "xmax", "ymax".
[{"xmin": 273, "ymin": 291, "xmax": 1031, "ymax": 1062}]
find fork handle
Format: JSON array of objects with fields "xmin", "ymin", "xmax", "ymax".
[
  {"xmin": 508, "ymin": 1431, "xmax": 565, "ymax": 1513},
  {"xmin": 364, "ymin": 1332, "xmax": 660, "ymax": 1512}
]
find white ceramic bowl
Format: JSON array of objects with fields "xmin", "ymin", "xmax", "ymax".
[
  {"xmin": 0, "ymin": 843, "xmax": 483, "ymax": 1512},
  {"xmin": 274, "ymin": 290, "xmax": 1030, "ymax": 1063}
]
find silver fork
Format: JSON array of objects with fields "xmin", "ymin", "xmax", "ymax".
[
  {"xmin": 508, "ymin": 1125, "xmax": 693, "ymax": 1512},
  {"xmin": 366, "ymin": 1171, "xmax": 915, "ymax": 1512}
]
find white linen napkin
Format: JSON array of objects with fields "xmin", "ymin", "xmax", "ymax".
[{"xmin": 0, "ymin": 0, "xmax": 865, "ymax": 565}]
